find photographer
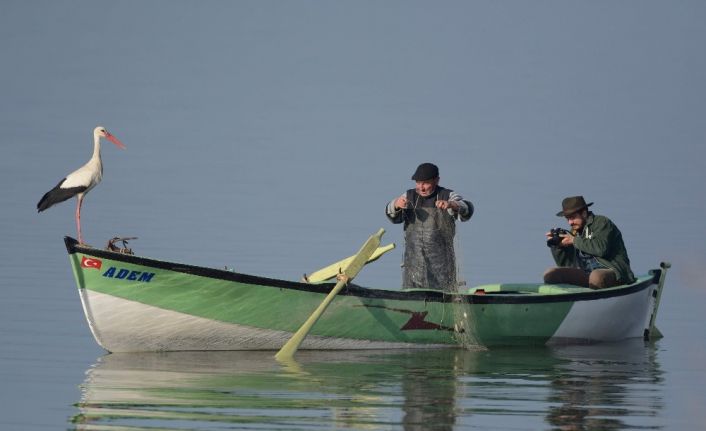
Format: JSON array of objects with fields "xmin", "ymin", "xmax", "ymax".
[{"xmin": 543, "ymin": 196, "xmax": 635, "ymax": 289}]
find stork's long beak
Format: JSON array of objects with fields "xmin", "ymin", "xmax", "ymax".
[{"xmin": 105, "ymin": 132, "xmax": 126, "ymax": 149}]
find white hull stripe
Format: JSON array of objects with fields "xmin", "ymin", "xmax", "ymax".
[
  {"xmin": 550, "ymin": 285, "xmax": 653, "ymax": 342},
  {"xmin": 80, "ymin": 290, "xmax": 449, "ymax": 353}
]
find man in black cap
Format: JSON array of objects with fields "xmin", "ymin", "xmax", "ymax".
[
  {"xmin": 544, "ymin": 196, "xmax": 635, "ymax": 289},
  {"xmin": 385, "ymin": 163, "xmax": 474, "ymax": 291}
]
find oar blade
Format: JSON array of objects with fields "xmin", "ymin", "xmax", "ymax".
[{"xmin": 343, "ymin": 228, "xmax": 385, "ymax": 279}]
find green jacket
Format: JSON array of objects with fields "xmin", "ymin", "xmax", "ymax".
[{"xmin": 550, "ymin": 213, "xmax": 635, "ymax": 284}]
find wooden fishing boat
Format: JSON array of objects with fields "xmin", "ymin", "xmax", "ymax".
[{"xmin": 65, "ymin": 236, "xmax": 669, "ymax": 352}]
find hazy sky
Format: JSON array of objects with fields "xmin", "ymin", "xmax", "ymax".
[{"xmin": 2, "ymin": 0, "xmax": 704, "ymax": 287}]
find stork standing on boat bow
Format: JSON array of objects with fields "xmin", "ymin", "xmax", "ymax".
[{"xmin": 37, "ymin": 126, "xmax": 126, "ymax": 244}]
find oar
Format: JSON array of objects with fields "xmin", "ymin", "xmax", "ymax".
[
  {"xmin": 275, "ymin": 228, "xmax": 385, "ymax": 361},
  {"xmin": 304, "ymin": 243, "xmax": 395, "ymax": 283}
]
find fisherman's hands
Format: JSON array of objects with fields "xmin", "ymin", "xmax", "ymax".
[
  {"xmin": 436, "ymin": 200, "xmax": 459, "ymax": 211},
  {"xmin": 395, "ymin": 195, "xmax": 459, "ymax": 212}
]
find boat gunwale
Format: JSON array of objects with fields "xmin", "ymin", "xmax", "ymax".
[{"xmin": 65, "ymin": 236, "xmax": 660, "ymax": 305}]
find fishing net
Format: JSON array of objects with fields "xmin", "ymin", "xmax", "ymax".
[
  {"xmin": 449, "ymin": 234, "xmax": 481, "ymax": 349},
  {"xmin": 401, "ymin": 206, "xmax": 482, "ymax": 349},
  {"xmin": 402, "ymin": 207, "xmax": 457, "ymax": 290}
]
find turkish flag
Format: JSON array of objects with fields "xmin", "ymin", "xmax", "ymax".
[{"xmin": 81, "ymin": 257, "xmax": 102, "ymax": 270}]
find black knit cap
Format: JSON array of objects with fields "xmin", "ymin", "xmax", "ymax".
[{"xmin": 411, "ymin": 163, "xmax": 439, "ymax": 181}]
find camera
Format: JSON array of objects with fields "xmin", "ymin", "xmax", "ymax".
[{"xmin": 546, "ymin": 228, "xmax": 570, "ymax": 247}]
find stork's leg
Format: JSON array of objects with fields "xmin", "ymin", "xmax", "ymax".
[{"xmin": 76, "ymin": 195, "xmax": 84, "ymax": 244}]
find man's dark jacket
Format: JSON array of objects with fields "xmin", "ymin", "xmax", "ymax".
[{"xmin": 550, "ymin": 213, "xmax": 635, "ymax": 284}]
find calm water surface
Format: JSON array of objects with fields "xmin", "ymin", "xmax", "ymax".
[
  {"xmin": 1, "ymin": 1, "xmax": 705, "ymax": 430},
  {"xmin": 74, "ymin": 344, "xmax": 664, "ymax": 430}
]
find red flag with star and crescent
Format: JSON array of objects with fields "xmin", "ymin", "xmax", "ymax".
[{"xmin": 81, "ymin": 257, "xmax": 102, "ymax": 270}]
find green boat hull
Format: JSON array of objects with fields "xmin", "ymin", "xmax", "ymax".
[{"xmin": 65, "ymin": 237, "xmax": 668, "ymax": 352}]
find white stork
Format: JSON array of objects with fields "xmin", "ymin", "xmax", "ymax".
[{"xmin": 37, "ymin": 126, "xmax": 126, "ymax": 244}]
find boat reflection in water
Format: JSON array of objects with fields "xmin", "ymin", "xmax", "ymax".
[{"xmin": 72, "ymin": 341, "xmax": 663, "ymax": 430}]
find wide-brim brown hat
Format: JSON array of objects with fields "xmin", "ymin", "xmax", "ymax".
[{"xmin": 556, "ymin": 196, "xmax": 593, "ymax": 217}]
